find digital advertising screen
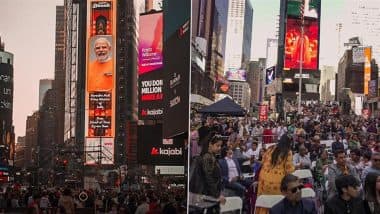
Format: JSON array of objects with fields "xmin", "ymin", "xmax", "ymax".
[
  {"xmin": 226, "ymin": 69, "xmax": 247, "ymax": 82},
  {"xmin": 284, "ymin": 18, "xmax": 319, "ymax": 70},
  {"xmin": 364, "ymin": 47, "xmax": 372, "ymax": 95},
  {"xmin": 138, "ymin": 12, "xmax": 164, "ymax": 120},
  {"xmin": 85, "ymin": 0, "xmax": 115, "ymax": 165},
  {"xmin": 287, "ymin": 0, "xmax": 319, "ymax": 19},
  {"xmin": 138, "ymin": 12, "xmax": 163, "ymax": 75},
  {"xmin": 266, "ymin": 66, "xmax": 276, "ymax": 84},
  {"xmin": 137, "ymin": 124, "xmax": 185, "ymax": 165}
]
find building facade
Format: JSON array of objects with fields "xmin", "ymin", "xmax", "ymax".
[
  {"xmin": 0, "ymin": 37, "xmax": 15, "ymax": 176},
  {"xmin": 39, "ymin": 79, "xmax": 53, "ymax": 108},
  {"xmin": 229, "ymin": 80, "xmax": 251, "ymax": 110},
  {"xmin": 337, "ymin": 48, "xmax": 378, "ymax": 101}
]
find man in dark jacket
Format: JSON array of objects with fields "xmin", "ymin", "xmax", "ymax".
[
  {"xmin": 270, "ymin": 174, "xmax": 317, "ymax": 214},
  {"xmin": 324, "ymin": 175, "xmax": 369, "ymax": 214},
  {"xmin": 218, "ymin": 148, "xmax": 246, "ymax": 197},
  {"xmin": 332, "ymin": 134, "xmax": 344, "ymax": 154}
]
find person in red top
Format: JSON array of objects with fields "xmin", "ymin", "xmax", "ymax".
[{"xmin": 263, "ymin": 124, "xmax": 273, "ymax": 144}]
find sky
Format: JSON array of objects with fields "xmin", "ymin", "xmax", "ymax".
[
  {"xmin": 0, "ymin": 0, "xmax": 372, "ymax": 138},
  {"xmin": 0, "ymin": 0, "xmax": 63, "ymax": 138},
  {"xmin": 251, "ymin": 0, "xmax": 346, "ymax": 66}
]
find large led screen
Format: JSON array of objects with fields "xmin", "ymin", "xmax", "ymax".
[
  {"xmin": 138, "ymin": 12, "xmax": 164, "ymax": 120},
  {"xmin": 287, "ymin": 0, "xmax": 319, "ymax": 19},
  {"xmin": 85, "ymin": 0, "xmax": 115, "ymax": 165},
  {"xmin": 284, "ymin": 18, "xmax": 319, "ymax": 70},
  {"xmin": 226, "ymin": 69, "xmax": 247, "ymax": 82},
  {"xmin": 138, "ymin": 12, "xmax": 163, "ymax": 75}
]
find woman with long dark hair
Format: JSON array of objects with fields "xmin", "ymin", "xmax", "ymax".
[
  {"xmin": 255, "ymin": 134, "xmax": 295, "ymax": 214},
  {"xmin": 364, "ymin": 172, "xmax": 380, "ymax": 214},
  {"xmin": 189, "ymin": 131, "xmax": 225, "ymax": 213}
]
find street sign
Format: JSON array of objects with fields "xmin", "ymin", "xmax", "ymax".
[{"xmin": 294, "ymin": 73, "xmax": 310, "ymax": 79}]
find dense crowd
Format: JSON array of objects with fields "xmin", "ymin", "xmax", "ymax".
[
  {"xmin": 0, "ymin": 184, "xmax": 186, "ymax": 213},
  {"xmin": 190, "ymin": 103, "xmax": 380, "ymax": 214}
]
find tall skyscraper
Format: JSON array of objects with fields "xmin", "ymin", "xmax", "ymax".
[
  {"xmin": 64, "ymin": 0, "xmax": 80, "ymax": 144},
  {"xmin": 224, "ymin": 0, "xmax": 246, "ymax": 72},
  {"xmin": 242, "ymin": 0, "xmax": 253, "ymax": 67},
  {"xmin": 0, "ymin": 37, "xmax": 14, "ymax": 171},
  {"xmin": 54, "ymin": 6, "xmax": 66, "ymax": 146},
  {"xmin": 39, "ymin": 79, "xmax": 53, "ymax": 108}
]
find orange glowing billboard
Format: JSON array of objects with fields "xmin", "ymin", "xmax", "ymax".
[
  {"xmin": 85, "ymin": 0, "xmax": 115, "ymax": 165},
  {"xmin": 364, "ymin": 47, "xmax": 371, "ymax": 95},
  {"xmin": 284, "ymin": 18, "xmax": 319, "ymax": 70}
]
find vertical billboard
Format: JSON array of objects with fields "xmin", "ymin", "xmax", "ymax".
[
  {"xmin": 138, "ymin": 12, "xmax": 163, "ymax": 75},
  {"xmin": 259, "ymin": 105, "xmax": 268, "ymax": 121},
  {"xmin": 138, "ymin": 12, "xmax": 164, "ymax": 120},
  {"xmin": 85, "ymin": 0, "xmax": 115, "ymax": 165},
  {"xmin": 364, "ymin": 47, "xmax": 372, "ymax": 95},
  {"xmin": 284, "ymin": 0, "xmax": 320, "ymax": 71},
  {"xmin": 266, "ymin": 66, "xmax": 276, "ymax": 84},
  {"xmin": 163, "ymin": 0, "xmax": 191, "ymax": 138},
  {"xmin": 284, "ymin": 18, "xmax": 319, "ymax": 70}
]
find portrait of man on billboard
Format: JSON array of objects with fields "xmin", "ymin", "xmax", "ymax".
[{"xmin": 87, "ymin": 36, "xmax": 114, "ymax": 92}]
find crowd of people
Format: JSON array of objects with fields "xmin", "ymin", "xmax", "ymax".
[
  {"xmin": 0, "ymin": 184, "xmax": 186, "ymax": 213},
  {"xmin": 190, "ymin": 103, "xmax": 380, "ymax": 214}
]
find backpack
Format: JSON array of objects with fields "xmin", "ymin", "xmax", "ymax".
[{"xmin": 189, "ymin": 156, "xmax": 205, "ymax": 194}]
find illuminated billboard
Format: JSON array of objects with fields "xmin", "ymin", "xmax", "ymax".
[
  {"xmin": 137, "ymin": 124, "xmax": 185, "ymax": 165},
  {"xmin": 266, "ymin": 66, "xmax": 276, "ymax": 84},
  {"xmin": 284, "ymin": 18, "xmax": 319, "ymax": 70},
  {"xmin": 226, "ymin": 69, "xmax": 247, "ymax": 82},
  {"xmin": 85, "ymin": 0, "xmax": 115, "ymax": 165},
  {"xmin": 364, "ymin": 47, "xmax": 371, "ymax": 95},
  {"xmin": 138, "ymin": 12, "xmax": 163, "ymax": 75},
  {"xmin": 287, "ymin": 0, "xmax": 319, "ymax": 19},
  {"xmin": 138, "ymin": 12, "xmax": 164, "ymax": 120}
]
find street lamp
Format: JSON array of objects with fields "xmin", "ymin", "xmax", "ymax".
[{"xmin": 298, "ymin": 14, "xmax": 305, "ymax": 115}]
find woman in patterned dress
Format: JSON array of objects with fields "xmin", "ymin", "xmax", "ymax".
[{"xmin": 255, "ymin": 134, "xmax": 295, "ymax": 214}]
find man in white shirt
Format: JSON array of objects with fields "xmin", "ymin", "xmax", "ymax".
[{"xmin": 219, "ymin": 148, "xmax": 246, "ymax": 197}]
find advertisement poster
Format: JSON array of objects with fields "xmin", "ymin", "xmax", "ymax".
[
  {"xmin": 163, "ymin": 0, "xmax": 191, "ymax": 139},
  {"xmin": 259, "ymin": 105, "xmax": 268, "ymax": 121},
  {"xmin": 138, "ymin": 12, "xmax": 163, "ymax": 75},
  {"xmin": 226, "ymin": 69, "xmax": 247, "ymax": 82},
  {"xmin": 364, "ymin": 47, "xmax": 371, "ymax": 95},
  {"xmin": 138, "ymin": 12, "xmax": 164, "ymax": 120},
  {"xmin": 85, "ymin": 0, "xmax": 115, "ymax": 165},
  {"xmin": 284, "ymin": 18, "xmax": 319, "ymax": 70},
  {"xmin": 266, "ymin": 66, "xmax": 276, "ymax": 84}
]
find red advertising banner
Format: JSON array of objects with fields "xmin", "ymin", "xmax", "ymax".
[
  {"xmin": 259, "ymin": 105, "xmax": 268, "ymax": 121},
  {"xmin": 362, "ymin": 108, "xmax": 371, "ymax": 119},
  {"xmin": 284, "ymin": 18, "xmax": 319, "ymax": 70}
]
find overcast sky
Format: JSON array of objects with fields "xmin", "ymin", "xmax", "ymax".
[{"xmin": 0, "ymin": 0, "xmax": 63, "ymax": 139}]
